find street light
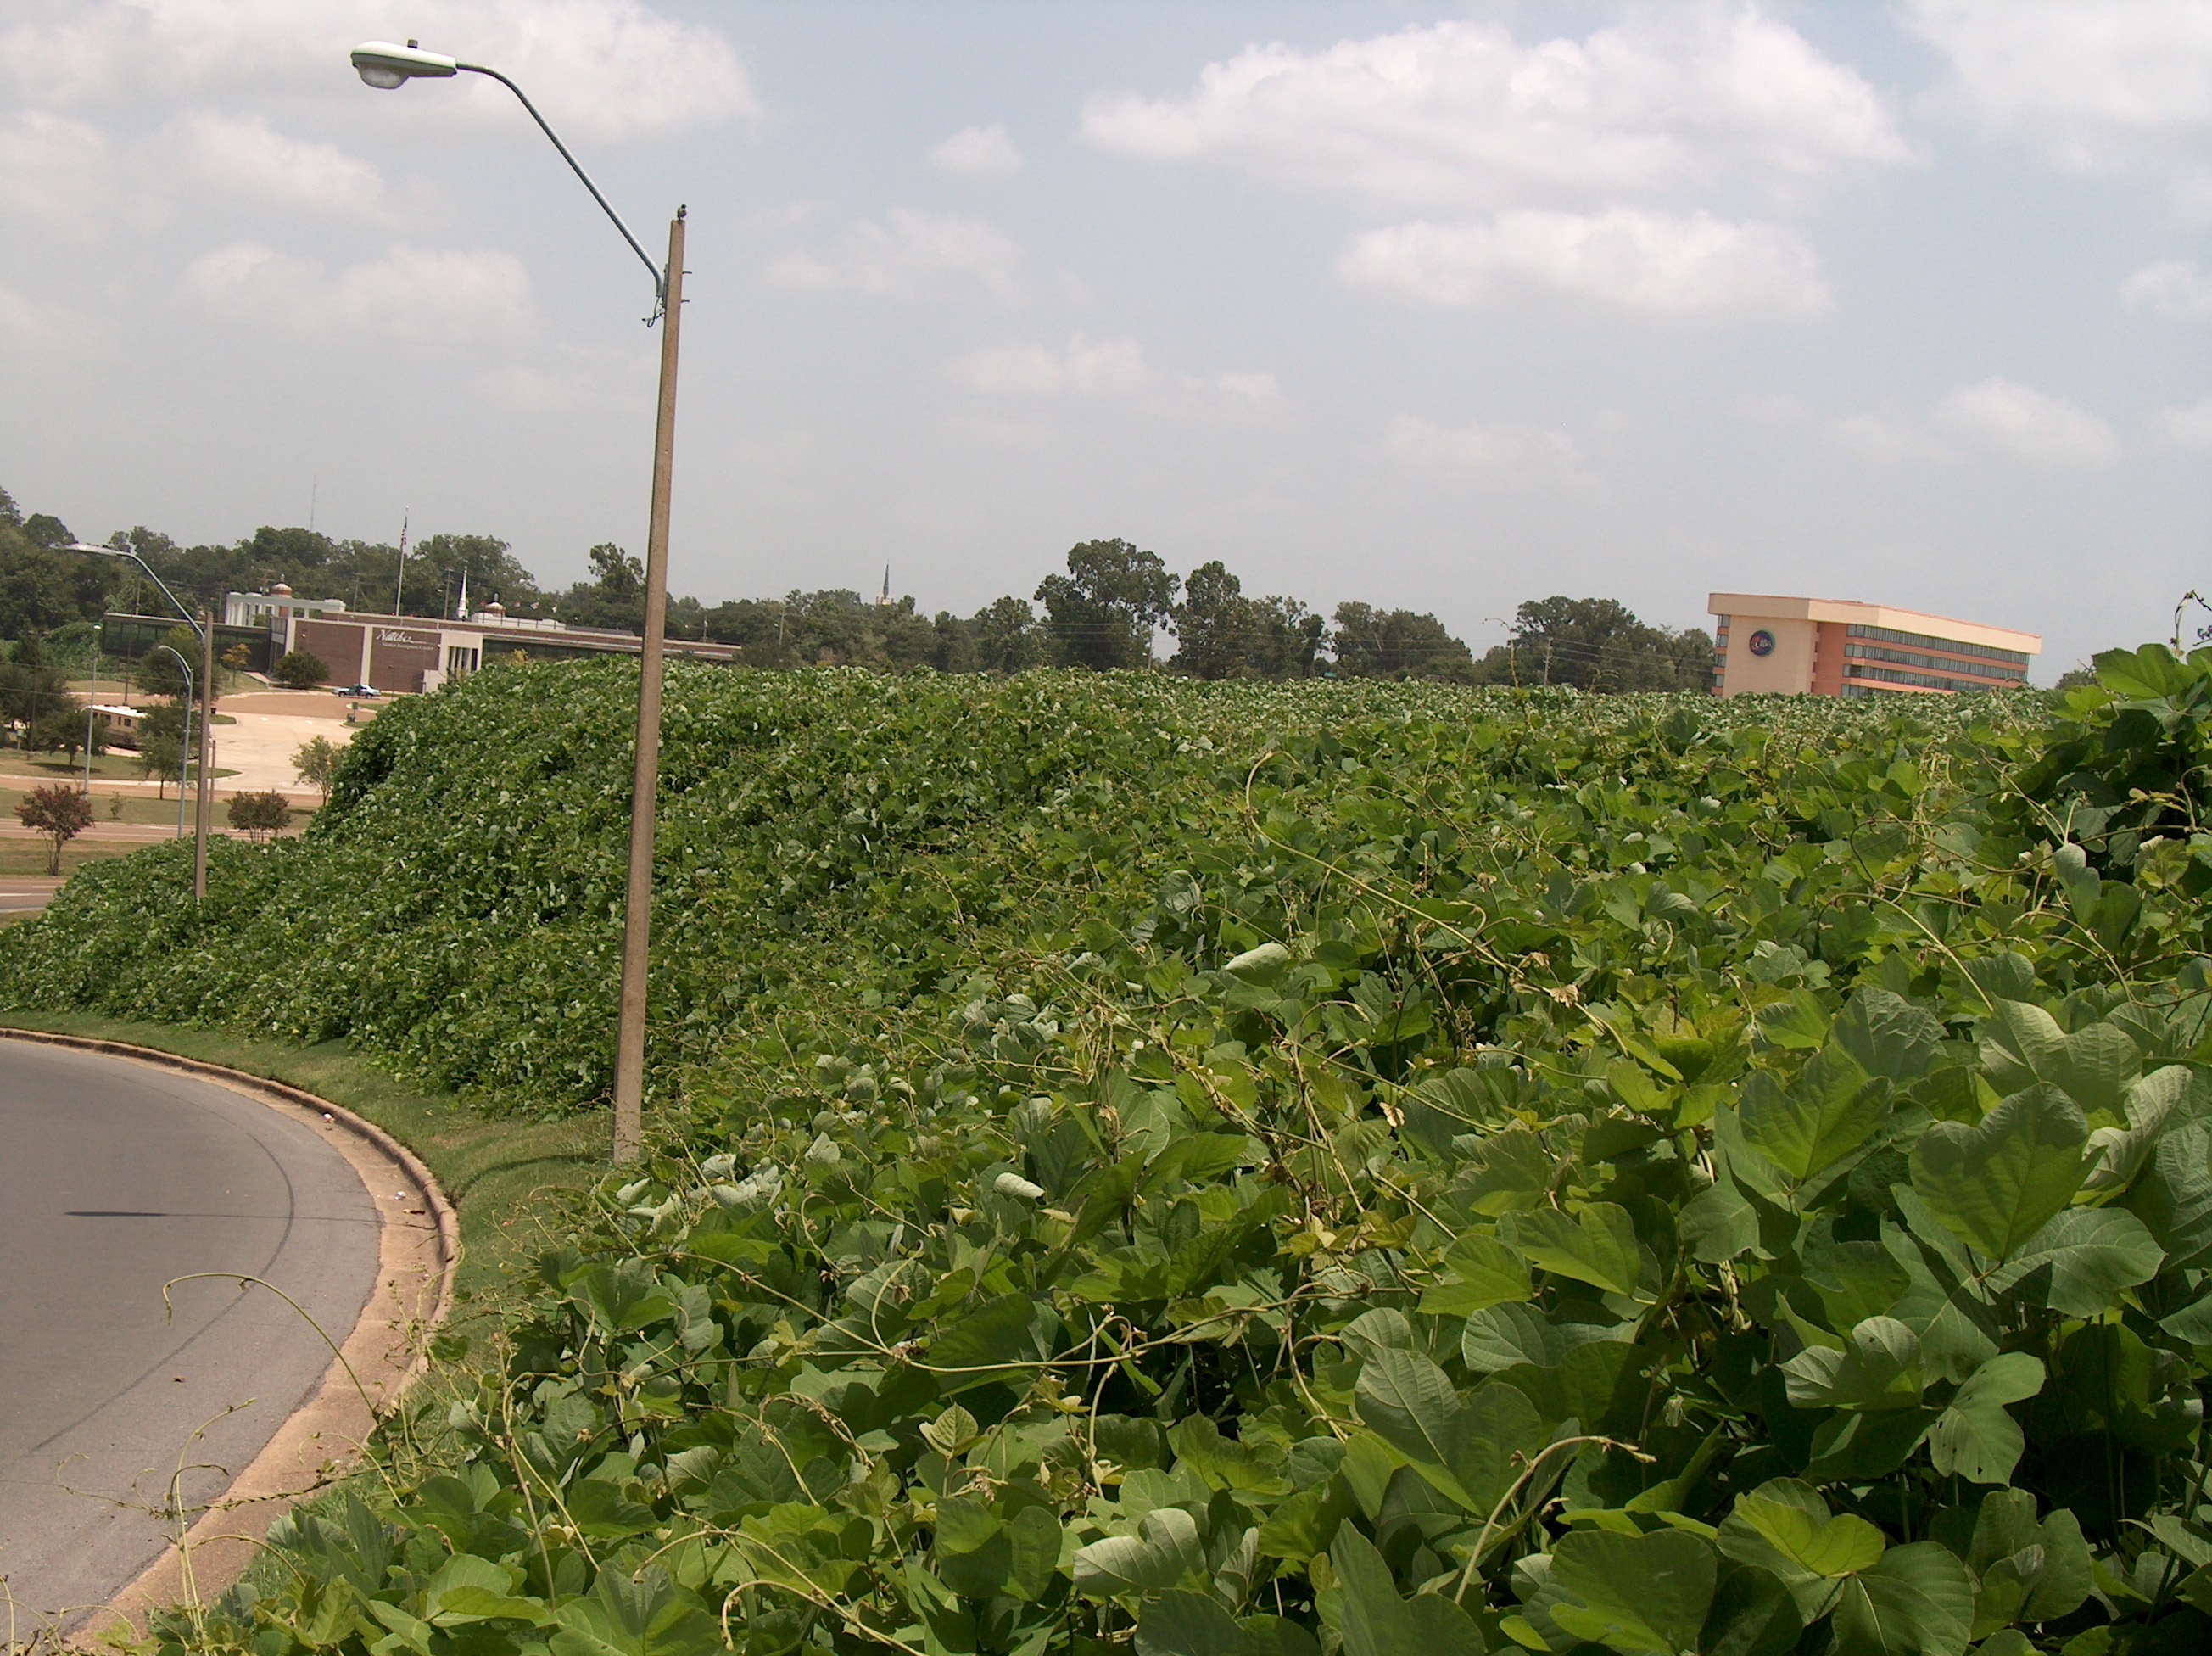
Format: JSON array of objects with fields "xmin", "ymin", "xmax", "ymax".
[
  {"xmin": 351, "ymin": 39, "xmax": 686, "ymax": 1165},
  {"xmin": 69, "ymin": 545, "xmax": 212, "ymax": 903},
  {"xmin": 147, "ymin": 646, "xmax": 195, "ymax": 842}
]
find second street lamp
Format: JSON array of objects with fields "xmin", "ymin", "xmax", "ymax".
[
  {"xmin": 69, "ymin": 544, "xmax": 212, "ymax": 903},
  {"xmin": 351, "ymin": 40, "xmax": 684, "ymax": 1165}
]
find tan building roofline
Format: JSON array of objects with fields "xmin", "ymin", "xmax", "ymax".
[{"xmin": 1707, "ymin": 592, "xmax": 2040, "ymax": 655}]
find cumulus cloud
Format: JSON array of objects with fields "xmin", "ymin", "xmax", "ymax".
[
  {"xmin": 2121, "ymin": 259, "xmax": 2212, "ymax": 322},
  {"xmin": 767, "ymin": 210, "xmax": 1024, "ymax": 300},
  {"xmin": 1, "ymin": 0, "xmax": 759, "ymax": 141},
  {"xmin": 1936, "ymin": 378, "xmax": 2122, "ymax": 467},
  {"xmin": 1906, "ymin": 0, "xmax": 2212, "ymax": 213},
  {"xmin": 929, "ymin": 124, "xmax": 1023, "ymax": 176},
  {"xmin": 1824, "ymin": 378, "xmax": 2125, "ymax": 467},
  {"xmin": 952, "ymin": 334, "xmax": 1151, "ymax": 396},
  {"xmin": 177, "ymin": 110, "xmax": 383, "ymax": 213},
  {"xmin": 1340, "ymin": 210, "xmax": 1829, "ymax": 316},
  {"xmin": 0, "ymin": 110, "xmax": 108, "ymax": 226},
  {"xmin": 1383, "ymin": 415, "xmax": 1589, "ymax": 485},
  {"xmin": 2159, "ymin": 396, "xmax": 2212, "ymax": 451},
  {"xmin": 948, "ymin": 335, "xmax": 1283, "ymax": 423},
  {"xmin": 1081, "ymin": 10, "xmax": 1913, "ymax": 209},
  {"xmin": 184, "ymin": 240, "xmax": 533, "ymax": 343}
]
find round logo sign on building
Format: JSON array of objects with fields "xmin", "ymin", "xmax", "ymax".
[{"xmin": 1746, "ymin": 629, "xmax": 1776, "ymax": 657}]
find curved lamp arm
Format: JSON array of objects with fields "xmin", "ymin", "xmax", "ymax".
[
  {"xmin": 66, "ymin": 544, "xmax": 206, "ymax": 641},
  {"xmin": 350, "ymin": 41, "xmax": 669, "ymax": 322}
]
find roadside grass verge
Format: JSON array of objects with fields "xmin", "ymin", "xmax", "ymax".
[{"xmin": 0, "ymin": 1010, "xmax": 604, "ymax": 1312}]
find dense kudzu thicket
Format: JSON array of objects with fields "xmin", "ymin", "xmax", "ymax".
[{"xmin": 17, "ymin": 648, "xmax": 2212, "ymax": 1656}]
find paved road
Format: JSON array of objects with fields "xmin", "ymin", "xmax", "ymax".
[
  {"xmin": 0, "ymin": 883, "xmax": 57, "ymax": 915},
  {"xmin": 0, "ymin": 1042, "xmax": 381, "ymax": 1636}
]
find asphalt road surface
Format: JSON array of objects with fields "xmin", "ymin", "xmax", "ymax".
[
  {"xmin": 0, "ymin": 1041, "xmax": 381, "ymax": 1636},
  {"xmin": 0, "ymin": 884, "xmax": 57, "ymax": 915}
]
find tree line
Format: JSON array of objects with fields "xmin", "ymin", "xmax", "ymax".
[{"xmin": 0, "ymin": 484, "xmax": 1713, "ymax": 691}]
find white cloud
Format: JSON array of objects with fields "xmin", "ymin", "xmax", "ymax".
[
  {"xmin": 1383, "ymin": 415, "xmax": 1590, "ymax": 485},
  {"xmin": 952, "ymin": 334, "xmax": 1151, "ymax": 396},
  {"xmin": 184, "ymin": 240, "xmax": 533, "ymax": 343},
  {"xmin": 1906, "ymin": 0, "xmax": 2212, "ymax": 213},
  {"xmin": 1081, "ymin": 10, "xmax": 1913, "ymax": 210},
  {"xmin": 1824, "ymin": 378, "xmax": 2125, "ymax": 467},
  {"xmin": 767, "ymin": 210, "xmax": 1023, "ymax": 300},
  {"xmin": 1, "ymin": 0, "xmax": 759, "ymax": 142},
  {"xmin": 1737, "ymin": 391, "xmax": 1814, "ymax": 426},
  {"xmin": 0, "ymin": 110, "xmax": 108, "ymax": 226},
  {"xmin": 1340, "ymin": 209, "xmax": 1829, "ymax": 316},
  {"xmin": 948, "ymin": 335, "xmax": 1283, "ymax": 424},
  {"xmin": 176, "ymin": 110, "xmax": 383, "ymax": 213},
  {"xmin": 2121, "ymin": 259, "xmax": 2212, "ymax": 322},
  {"xmin": 1829, "ymin": 411, "xmax": 1952, "ymax": 464},
  {"xmin": 2159, "ymin": 396, "xmax": 2212, "ymax": 451},
  {"xmin": 1936, "ymin": 378, "xmax": 2122, "ymax": 467},
  {"xmin": 929, "ymin": 124, "xmax": 1023, "ymax": 177}
]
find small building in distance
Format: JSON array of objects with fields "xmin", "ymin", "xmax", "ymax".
[{"xmin": 1708, "ymin": 594, "xmax": 2039, "ymax": 699}]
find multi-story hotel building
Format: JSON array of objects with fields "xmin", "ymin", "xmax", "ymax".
[{"xmin": 1709, "ymin": 594, "xmax": 2040, "ymax": 699}]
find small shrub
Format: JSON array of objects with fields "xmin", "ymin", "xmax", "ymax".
[
  {"xmin": 271, "ymin": 650, "xmax": 329, "ymax": 690},
  {"xmin": 225, "ymin": 790, "xmax": 291, "ymax": 842}
]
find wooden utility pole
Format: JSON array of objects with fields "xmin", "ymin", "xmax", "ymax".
[
  {"xmin": 195, "ymin": 608, "xmax": 213, "ymax": 902},
  {"xmin": 611, "ymin": 207, "xmax": 685, "ymax": 1166}
]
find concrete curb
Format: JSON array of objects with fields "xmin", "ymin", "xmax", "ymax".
[{"xmin": 0, "ymin": 1028, "xmax": 460, "ymax": 1644}]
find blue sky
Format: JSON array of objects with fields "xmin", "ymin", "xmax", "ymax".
[{"xmin": 3, "ymin": 1, "xmax": 2206, "ymax": 676}]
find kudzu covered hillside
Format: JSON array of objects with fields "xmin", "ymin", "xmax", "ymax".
[{"xmin": 9, "ymin": 649, "xmax": 2212, "ymax": 1655}]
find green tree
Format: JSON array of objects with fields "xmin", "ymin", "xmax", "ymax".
[
  {"xmin": 134, "ymin": 626, "xmax": 202, "ymax": 698},
  {"xmin": 139, "ymin": 732, "xmax": 184, "ymax": 798},
  {"xmin": 1329, "ymin": 602, "xmax": 1476, "ymax": 680},
  {"xmin": 293, "ymin": 736, "xmax": 344, "ymax": 806},
  {"xmin": 1035, "ymin": 539, "xmax": 1177, "ymax": 669},
  {"xmin": 1, "ymin": 634, "xmax": 70, "ymax": 737},
  {"xmin": 271, "ymin": 649, "xmax": 329, "ymax": 690},
  {"xmin": 1477, "ymin": 596, "xmax": 1712, "ymax": 691},
  {"xmin": 970, "ymin": 596, "xmax": 1042, "ymax": 672},
  {"xmin": 15, "ymin": 782, "xmax": 93, "ymax": 873},
  {"xmin": 226, "ymin": 789, "xmax": 292, "ymax": 842},
  {"xmin": 588, "ymin": 542, "xmax": 643, "ymax": 598},
  {"xmin": 1172, "ymin": 562, "xmax": 1327, "ymax": 680},
  {"xmin": 28, "ymin": 697, "xmax": 95, "ymax": 764}
]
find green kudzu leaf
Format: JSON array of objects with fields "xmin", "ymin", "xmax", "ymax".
[
  {"xmin": 1737, "ymin": 1047, "xmax": 1891, "ymax": 1188},
  {"xmin": 1137, "ymin": 1591, "xmax": 1243, "ymax": 1656},
  {"xmin": 1354, "ymin": 1347, "xmax": 1544, "ymax": 1513},
  {"xmin": 1958, "ymin": 1490, "xmax": 2091, "ymax": 1635},
  {"xmin": 1978, "ymin": 1002, "xmax": 2139, "ymax": 1117},
  {"xmin": 1834, "ymin": 989, "xmax": 1944, "ymax": 1084},
  {"xmin": 1329, "ymin": 1530, "xmax": 1484, "ymax": 1656},
  {"xmin": 1500, "ymin": 1202, "xmax": 1648, "ymax": 1297},
  {"xmin": 1717, "ymin": 1480, "xmax": 1886, "ymax": 1622},
  {"xmin": 1074, "ymin": 1508, "xmax": 1205, "ymax": 1597},
  {"xmin": 1781, "ymin": 1317, "xmax": 1924, "ymax": 1411},
  {"xmin": 1461, "ymin": 1304, "xmax": 1630, "ymax": 1375},
  {"xmin": 1908, "ymin": 1084, "xmax": 2088, "ymax": 1262},
  {"xmin": 549, "ymin": 1565, "xmax": 723, "ymax": 1656},
  {"xmin": 1828, "ymin": 1542, "xmax": 1974, "ymax": 1656},
  {"xmin": 1417, "ymin": 1232, "xmax": 1533, "ymax": 1316},
  {"xmin": 1354, "ymin": 1347, "xmax": 1461, "ymax": 1472},
  {"xmin": 1984, "ymin": 1206, "xmax": 2164, "ymax": 1318},
  {"xmin": 1698, "ymin": 1564, "xmax": 1801, "ymax": 1656},
  {"xmin": 2082, "ymin": 1066, "xmax": 2190, "ymax": 1194},
  {"xmin": 1925, "ymin": 1352, "xmax": 2044, "ymax": 1485},
  {"xmin": 1545, "ymin": 1527, "xmax": 1717, "ymax": 1656}
]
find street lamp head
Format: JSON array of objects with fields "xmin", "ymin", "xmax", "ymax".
[
  {"xmin": 350, "ymin": 39, "xmax": 459, "ymax": 89},
  {"xmin": 64, "ymin": 542, "xmax": 122, "ymax": 557}
]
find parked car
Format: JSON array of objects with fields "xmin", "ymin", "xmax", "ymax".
[{"xmin": 332, "ymin": 683, "xmax": 382, "ymax": 697}]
